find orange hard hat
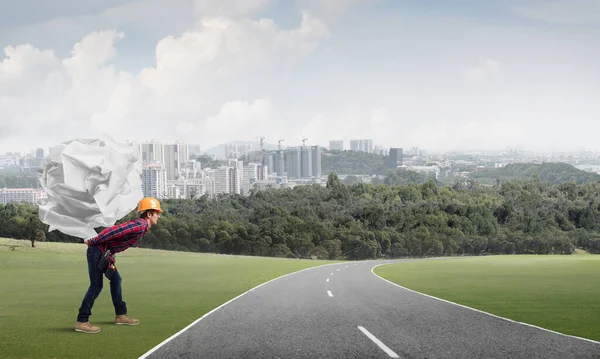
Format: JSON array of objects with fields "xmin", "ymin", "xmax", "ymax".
[{"xmin": 137, "ymin": 197, "xmax": 163, "ymax": 213}]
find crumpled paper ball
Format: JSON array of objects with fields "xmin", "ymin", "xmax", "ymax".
[{"xmin": 37, "ymin": 134, "xmax": 144, "ymax": 239}]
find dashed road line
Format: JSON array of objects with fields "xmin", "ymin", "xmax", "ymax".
[{"xmin": 358, "ymin": 326, "xmax": 400, "ymax": 358}]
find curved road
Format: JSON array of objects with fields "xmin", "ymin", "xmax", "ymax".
[{"xmin": 140, "ymin": 260, "xmax": 600, "ymax": 359}]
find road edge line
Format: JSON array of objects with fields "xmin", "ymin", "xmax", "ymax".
[
  {"xmin": 138, "ymin": 261, "xmax": 358, "ymax": 358},
  {"xmin": 370, "ymin": 263, "xmax": 600, "ymax": 346}
]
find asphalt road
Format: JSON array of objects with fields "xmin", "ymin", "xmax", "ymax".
[{"xmin": 140, "ymin": 260, "xmax": 600, "ymax": 359}]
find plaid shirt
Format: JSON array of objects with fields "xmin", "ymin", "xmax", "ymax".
[{"xmin": 88, "ymin": 218, "xmax": 149, "ymax": 262}]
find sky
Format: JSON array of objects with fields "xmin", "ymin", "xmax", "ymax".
[{"xmin": 0, "ymin": 0, "xmax": 599, "ymax": 154}]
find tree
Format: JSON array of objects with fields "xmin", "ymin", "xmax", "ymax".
[{"xmin": 27, "ymin": 210, "xmax": 46, "ymax": 248}]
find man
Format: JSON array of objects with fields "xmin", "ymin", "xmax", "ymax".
[{"xmin": 75, "ymin": 197, "xmax": 163, "ymax": 334}]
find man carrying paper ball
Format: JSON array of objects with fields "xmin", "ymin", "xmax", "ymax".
[{"xmin": 75, "ymin": 197, "xmax": 163, "ymax": 334}]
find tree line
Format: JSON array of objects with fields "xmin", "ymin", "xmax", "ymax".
[
  {"xmin": 2, "ymin": 173, "xmax": 600, "ymax": 258},
  {"xmin": 469, "ymin": 163, "xmax": 600, "ymax": 185}
]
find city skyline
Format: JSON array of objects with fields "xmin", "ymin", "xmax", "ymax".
[
  {"xmin": 1, "ymin": 0, "xmax": 599, "ymax": 154},
  {"xmin": 6, "ymin": 138, "xmax": 600, "ymax": 160}
]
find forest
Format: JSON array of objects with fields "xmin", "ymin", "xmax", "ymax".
[{"xmin": 2, "ymin": 172, "xmax": 599, "ymax": 259}]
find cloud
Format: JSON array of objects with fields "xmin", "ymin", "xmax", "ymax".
[
  {"xmin": 202, "ymin": 99, "xmax": 277, "ymax": 144},
  {"xmin": 513, "ymin": 0, "xmax": 600, "ymax": 24},
  {"xmin": 1, "ymin": 1, "xmax": 599, "ymax": 155},
  {"xmin": 174, "ymin": 98, "xmax": 279, "ymax": 147},
  {"xmin": 0, "ymin": 7, "xmax": 329, "ymax": 153},
  {"xmin": 142, "ymin": 10, "xmax": 328, "ymax": 79}
]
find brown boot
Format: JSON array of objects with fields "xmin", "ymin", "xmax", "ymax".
[
  {"xmin": 115, "ymin": 314, "xmax": 140, "ymax": 325},
  {"xmin": 75, "ymin": 321, "xmax": 101, "ymax": 333}
]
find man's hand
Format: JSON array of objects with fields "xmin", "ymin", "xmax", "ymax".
[{"xmin": 84, "ymin": 239, "xmax": 91, "ymax": 246}]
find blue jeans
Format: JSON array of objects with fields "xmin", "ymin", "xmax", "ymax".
[{"xmin": 77, "ymin": 246, "xmax": 127, "ymax": 323}]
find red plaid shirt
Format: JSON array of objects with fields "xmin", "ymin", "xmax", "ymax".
[{"xmin": 88, "ymin": 218, "xmax": 149, "ymax": 262}]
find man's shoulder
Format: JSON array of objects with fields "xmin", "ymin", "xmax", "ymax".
[
  {"xmin": 126, "ymin": 218, "xmax": 148, "ymax": 228},
  {"xmin": 114, "ymin": 218, "xmax": 147, "ymax": 232}
]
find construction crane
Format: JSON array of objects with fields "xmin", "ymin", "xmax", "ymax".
[{"xmin": 278, "ymin": 139, "xmax": 285, "ymax": 150}]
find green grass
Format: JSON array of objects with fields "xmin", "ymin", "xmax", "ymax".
[
  {"xmin": 374, "ymin": 255, "xmax": 600, "ymax": 342},
  {"xmin": 0, "ymin": 238, "xmax": 341, "ymax": 359}
]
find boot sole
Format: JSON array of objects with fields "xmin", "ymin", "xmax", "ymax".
[
  {"xmin": 115, "ymin": 322, "xmax": 140, "ymax": 326},
  {"xmin": 75, "ymin": 328, "xmax": 101, "ymax": 333}
]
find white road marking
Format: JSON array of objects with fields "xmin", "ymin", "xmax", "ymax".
[
  {"xmin": 336, "ymin": 268, "xmax": 340, "ymax": 271},
  {"xmin": 370, "ymin": 263, "xmax": 600, "ymax": 345},
  {"xmin": 137, "ymin": 262, "xmax": 345, "ymax": 359},
  {"xmin": 330, "ymin": 272, "xmax": 334, "ymax": 276},
  {"xmin": 327, "ymin": 290, "xmax": 333, "ymax": 297},
  {"xmin": 358, "ymin": 326, "xmax": 400, "ymax": 358},
  {"xmin": 345, "ymin": 265, "xmax": 348, "ymax": 268},
  {"xmin": 326, "ymin": 278, "xmax": 329, "ymax": 282}
]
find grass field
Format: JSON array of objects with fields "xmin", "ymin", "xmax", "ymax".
[
  {"xmin": 0, "ymin": 238, "xmax": 341, "ymax": 359},
  {"xmin": 373, "ymin": 255, "xmax": 600, "ymax": 342}
]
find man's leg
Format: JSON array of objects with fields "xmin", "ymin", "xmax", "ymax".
[
  {"xmin": 76, "ymin": 246, "xmax": 104, "ymax": 333},
  {"xmin": 109, "ymin": 269, "xmax": 127, "ymax": 315},
  {"xmin": 111, "ymin": 268, "xmax": 140, "ymax": 325}
]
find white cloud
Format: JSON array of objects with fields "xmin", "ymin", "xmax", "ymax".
[
  {"xmin": 147, "ymin": 11, "xmax": 327, "ymax": 77},
  {"xmin": 0, "ymin": 7, "xmax": 329, "ymax": 153},
  {"xmin": 1, "ymin": 1, "xmax": 600, "ymax": 155},
  {"xmin": 176, "ymin": 98, "xmax": 279, "ymax": 147}
]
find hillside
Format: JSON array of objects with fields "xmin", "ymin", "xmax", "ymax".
[
  {"xmin": 469, "ymin": 163, "xmax": 600, "ymax": 185},
  {"xmin": 322, "ymin": 150, "xmax": 389, "ymax": 175}
]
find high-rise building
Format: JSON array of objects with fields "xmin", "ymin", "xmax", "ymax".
[
  {"xmin": 350, "ymin": 139, "xmax": 374, "ymax": 153},
  {"xmin": 142, "ymin": 163, "xmax": 167, "ymax": 199},
  {"xmin": 311, "ymin": 145, "xmax": 322, "ymax": 178},
  {"xmin": 272, "ymin": 150, "xmax": 285, "ymax": 176},
  {"xmin": 214, "ymin": 166, "xmax": 232, "ymax": 195},
  {"xmin": 264, "ymin": 153, "xmax": 274, "ymax": 176},
  {"xmin": 285, "ymin": 148, "xmax": 302, "ymax": 179},
  {"xmin": 202, "ymin": 169, "xmax": 217, "ymax": 197},
  {"xmin": 329, "ymin": 140, "xmax": 343, "ymax": 151},
  {"xmin": 164, "ymin": 142, "xmax": 189, "ymax": 180},
  {"xmin": 242, "ymin": 163, "xmax": 265, "ymax": 195},
  {"xmin": 301, "ymin": 146, "xmax": 313, "ymax": 178},
  {"xmin": 284, "ymin": 146, "xmax": 322, "ymax": 179},
  {"xmin": 140, "ymin": 141, "xmax": 164, "ymax": 165},
  {"xmin": 227, "ymin": 160, "xmax": 243, "ymax": 195},
  {"xmin": 389, "ymin": 148, "xmax": 403, "ymax": 168}
]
